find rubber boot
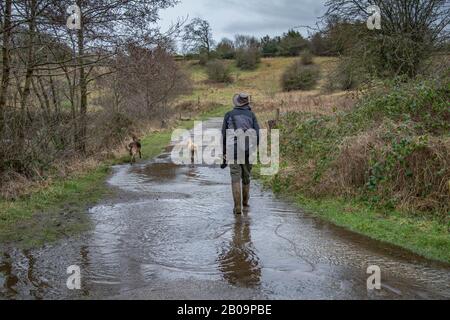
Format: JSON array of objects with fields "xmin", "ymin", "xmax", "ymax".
[
  {"xmin": 243, "ymin": 184, "xmax": 250, "ymax": 208},
  {"xmin": 232, "ymin": 182, "xmax": 242, "ymax": 215}
]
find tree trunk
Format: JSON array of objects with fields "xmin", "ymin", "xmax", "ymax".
[
  {"xmin": 0, "ymin": 0, "xmax": 13, "ymax": 127},
  {"xmin": 48, "ymin": 74, "xmax": 59, "ymax": 116},
  {"xmin": 18, "ymin": 0, "xmax": 37, "ymax": 143},
  {"xmin": 77, "ymin": 1, "xmax": 87, "ymax": 154}
]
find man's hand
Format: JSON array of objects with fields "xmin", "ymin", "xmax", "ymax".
[{"xmin": 220, "ymin": 155, "xmax": 228, "ymax": 169}]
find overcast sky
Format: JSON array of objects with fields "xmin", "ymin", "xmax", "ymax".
[{"xmin": 159, "ymin": 0, "xmax": 328, "ymax": 43}]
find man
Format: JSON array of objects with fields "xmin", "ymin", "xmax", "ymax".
[{"xmin": 222, "ymin": 93, "xmax": 260, "ymax": 215}]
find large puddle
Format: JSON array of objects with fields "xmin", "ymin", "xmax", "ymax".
[{"xmin": 1, "ymin": 119, "xmax": 449, "ymax": 300}]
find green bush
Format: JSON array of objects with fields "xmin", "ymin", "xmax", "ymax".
[
  {"xmin": 300, "ymin": 51, "xmax": 314, "ymax": 65},
  {"xmin": 281, "ymin": 61, "xmax": 320, "ymax": 91},
  {"xmin": 350, "ymin": 77, "xmax": 450, "ymax": 134},
  {"xmin": 198, "ymin": 49, "xmax": 217, "ymax": 66},
  {"xmin": 235, "ymin": 48, "xmax": 261, "ymax": 70},
  {"xmin": 206, "ymin": 60, "xmax": 232, "ymax": 83},
  {"xmin": 216, "ymin": 38, "xmax": 236, "ymax": 59},
  {"xmin": 198, "ymin": 53, "xmax": 209, "ymax": 66},
  {"xmin": 277, "ymin": 76, "xmax": 450, "ymax": 216},
  {"xmin": 325, "ymin": 58, "xmax": 364, "ymax": 91}
]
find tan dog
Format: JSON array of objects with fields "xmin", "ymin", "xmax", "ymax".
[
  {"xmin": 127, "ymin": 135, "xmax": 142, "ymax": 165},
  {"xmin": 187, "ymin": 138, "xmax": 198, "ymax": 164}
]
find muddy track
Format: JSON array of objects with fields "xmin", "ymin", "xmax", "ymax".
[{"xmin": 0, "ymin": 118, "xmax": 449, "ymax": 300}]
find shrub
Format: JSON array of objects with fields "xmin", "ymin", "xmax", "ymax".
[
  {"xmin": 310, "ymin": 32, "xmax": 332, "ymax": 56},
  {"xmin": 235, "ymin": 48, "xmax": 261, "ymax": 70},
  {"xmin": 333, "ymin": 30, "xmax": 429, "ymax": 80},
  {"xmin": 281, "ymin": 61, "xmax": 320, "ymax": 91},
  {"xmin": 300, "ymin": 51, "xmax": 314, "ymax": 65},
  {"xmin": 198, "ymin": 53, "xmax": 208, "ymax": 66},
  {"xmin": 98, "ymin": 112, "xmax": 133, "ymax": 150},
  {"xmin": 206, "ymin": 60, "xmax": 232, "ymax": 83},
  {"xmin": 198, "ymin": 49, "xmax": 218, "ymax": 66},
  {"xmin": 325, "ymin": 57, "xmax": 366, "ymax": 91},
  {"xmin": 216, "ymin": 38, "xmax": 235, "ymax": 59},
  {"xmin": 278, "ymin": 30, "xmax": 309, "ymax": 56}
]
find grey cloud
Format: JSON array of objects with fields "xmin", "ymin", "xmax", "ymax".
[
  {"xmin": 222, "ymin": 19, "xmax": 296, "ymax": 34},
  {"xmin": 212, "ymin": 0, "xmax": 326, "ymax": 37},
  {"xmin": 218, "ymin": 0, "xmax": 325, "ymax": 22},
  {"xmin": 160, "ymin": 0, "xmax": 327, "ymax": 41}
]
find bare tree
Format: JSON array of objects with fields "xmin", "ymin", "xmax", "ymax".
[
  {"xmin": 39, "ymin": 0, "xmax": 178, "ymax": 153},
  {"xmin": 325, "ymin": 0, "xmax": 450, "ymax": 76},
  {"xmin": 182, "ymin": 18, "xmax": 214, "ymax": 56},
  {"xmin": 0, "ymin": 0, "xmax": 190, "ymax": 198},
  {"xmin": 326, "ymin": 0, "xmax": 449, "ymax": 43}
]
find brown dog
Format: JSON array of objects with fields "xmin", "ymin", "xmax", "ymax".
[{"xmin": 127, "ymin": 135, "xmax": 142, "ymax": 165}]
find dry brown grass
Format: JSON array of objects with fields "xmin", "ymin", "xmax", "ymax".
[
  {"xmin": 255, "ymin": 91, "xmax": 356, "ymax": 128},
  {"xmin": 0, "ymin": 157, "xmax": 100, "ymax": 200},
  {"xmin": 324, "ymin": 122, "xmax": 450, "ymax": 216},
  {"xmin": 329, "ymin": 130, "xmax": 382, "ymax": 195},
  {"xmin": 178, "ymin": 56, "xmax": 345, "ymax": 118}
]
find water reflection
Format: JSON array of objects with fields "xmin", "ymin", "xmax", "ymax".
[
  {"xmin": 80, "ymin": 246, "xmax": 90, "ymax": 297},
  {"xmin": 0, "ymin": 252, "xmax": 18, "ymax": 298},
  {"xmin": 218, "ymin": 214, "xmax": 261, "ymax": 287},
  {"xmin": 135, "ymin": 163, "xmax": 179, "ymax": 182}
]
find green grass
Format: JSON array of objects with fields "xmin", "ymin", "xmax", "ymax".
[
  {"xmin": 112, "ymin": 131, "xmax": 173, "ymax": 165},
  {"xmin": 172, "ymin": 103, "xmax": 230, "ymax": 133},
  {"xmin": 255, "ymin": 168, "xmax": 450, "ymax": 263},
  {"xmin": 0, "ymin": 131, "xmax": 172, "ymax": 248},
  {"xmin": 0, "ymin": 165, "xmax": 111, "ymax": 248},
  {"xmin": 295, "ymin": 196, "xmax": 450, "ymax": 263},
  {"xmin": 200, "ymin": 104, "xmax": 230, "ymax": 118}
]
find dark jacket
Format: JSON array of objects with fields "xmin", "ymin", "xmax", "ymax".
[{"xmin": 222, "ymin": 104, "xmax": 260, "ymax": 160}]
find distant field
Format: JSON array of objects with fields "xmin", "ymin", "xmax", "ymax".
[
  {"xmin": 179, "ymin": 56, "xmax": 354, "ymax": 125},
  {"xmin": 180, "ymin": 57, "xmax": 338, "ymax": 101}
]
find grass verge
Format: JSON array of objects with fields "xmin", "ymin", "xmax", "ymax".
[
  {"xmin": 0, "ymin": 165, "xmax": 110, "ymax": 248},
  {"xmin": 295, "ymin": 196, "xmax": 450, "ymax": 264},
  {"xmin": 255, "ymin": 160, "xmax": 450, "ymax": 265},
  {"xmin": 112, "ymin": 131, "xmax": 173, "ymax": 165}
]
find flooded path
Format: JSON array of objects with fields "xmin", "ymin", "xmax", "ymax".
[{"xmin": 1, "ymin": 118, "xmax": 449, "ymax": 300}]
